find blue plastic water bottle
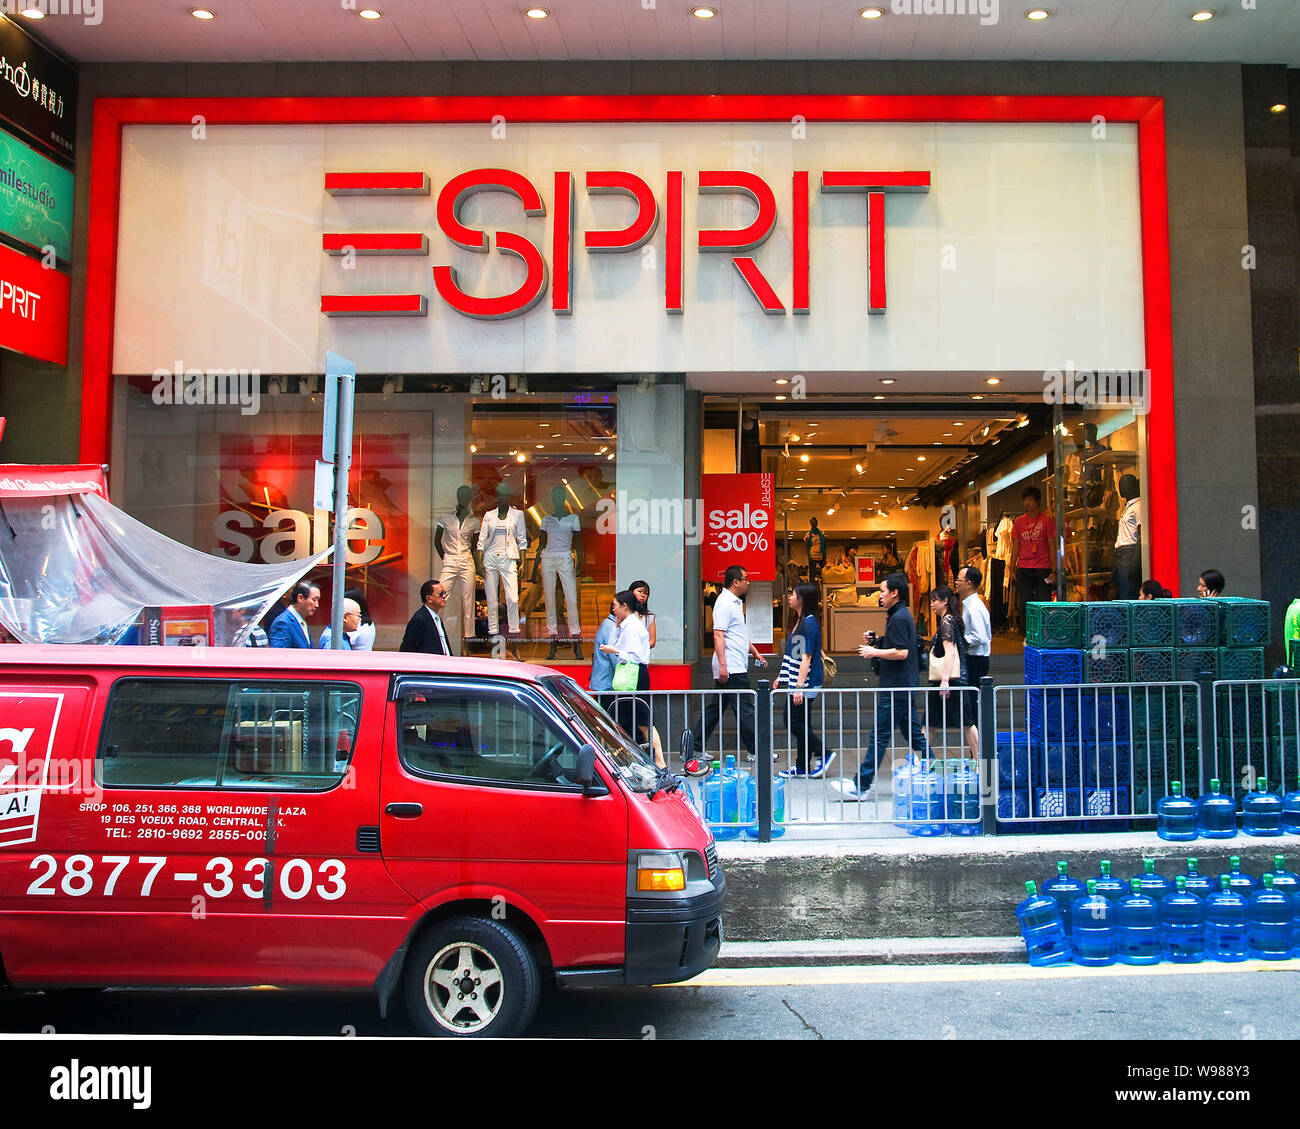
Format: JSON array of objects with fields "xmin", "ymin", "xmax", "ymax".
[
  {"xmin": 1159, "ymin": 875, "xmax": 1206, "ymax": 963},
  {"xmin": 1015, "ymin": 880, "xmax": 1072, "ymax": 967},
  {"xmin": 892, "ymin": 754, "xmax": 918, "ymax": 829},
  {"xmin": 1090, "ymin": 859, "xmax": 1129, "ymax": 905},
  {"xmin": 704, "ymin": 757, "xmax": 741, "ymax": 841},
  {"xmin": 1116, "ymin": 878, "xmax": 1162, "ymax": 965},
  {"xmin": 1217, "ymin": 855, "xmax": 1260, "ymax": 896},
  {"xmin": 742, "ymin": 773, "xmax": 786, "ymax": 840},
  {"xmin": 1283, "ymin": 782, "xmax": 1300, "ymax": 835},
  {"xmin": 1071, "ymin": 879, "xmax": 1116, "ymax": 966},
  {"xmin": 1133, "ymin": 857, "xmax": 1173, "ymax": 901},
  {"xmin": 1042, "ymin": 860, "xmax": 1088, "ymax": 935},
  {"xmin": 1267, "ymin": 854, "xmax": 1300, "ymax": 899},
  {"xmin": 1196, "ymin": 778, "xmax": 1238, "ymax": 839},
  {"xmin": 906, "ymin": 759, "xmax": 947, "ymax": 837},
  {"xmin": 1182, "ymin": 857, "xmax": 1215, "ymax": 899},
  {"xmin": 944, "ymin": 757, "xmax": 983, "ymax": 836},
  {"xmin": 1204, "ymin": 876, "xmax": 1250, "ymax": 962},
  {"xmin": 1157, "ymin": 780, "xmax": 1198, "ymax": 842},
  {"xmin": 1242, "ymin": 777, "xmax": 1283, "ymax": 837},
  {"xmin": 1246, "ymin": 874, "xmax": 1294, "ymax": 960}
]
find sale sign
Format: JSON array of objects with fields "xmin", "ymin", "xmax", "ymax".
[
  {"xmin": 701, "ymin": 473, "xmax": 774, "ymax": 583},
  {"xmin": 856, "ymin": 555, "xmax": 877, "ymax": 585},
  {"xmin": 0, "ymin": 692, "xmax": 63, "ymax": 848}
]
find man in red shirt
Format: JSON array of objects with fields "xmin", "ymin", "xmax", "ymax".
[{"xmin": 1009, "ymin": 484, "xmax": 1056, "ymax": 629}]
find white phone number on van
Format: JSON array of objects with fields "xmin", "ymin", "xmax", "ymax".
[{"xmin": 26, "ymin": 854, "xmax": 347, "ymax": 901}]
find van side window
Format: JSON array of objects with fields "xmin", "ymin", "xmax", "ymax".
[
  {"xmin": 396, "ymin": 685, "xmax": 580, "ymax": 788},
  {"xmin": 99, "ymin": 679, "xmax": 361, "ymax": 791}
]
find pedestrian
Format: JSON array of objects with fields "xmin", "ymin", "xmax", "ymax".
[
  {"xmin": 690, "ymin": 565, "xmax": 767, "ymax": 763},
  {"xmin": 400, "ymin": 580, "xmax": 452, "ymax": 655},
  {"xmin": 599, "ymin": 589, "xmax": 662, "ymax": 767},
  {"xmin": 588, "ymin": 597, "xmax": 619, "ymax": 706},
  {"xmin": 1139, "ymin": 579, "xmax": 1171, "ymax": 600},
  {"xmin": 1196, "ymin": 569, "xmax": 1225, "ymax": 597},
  {"xmin": 954, "ymin": 565, "xmax": 990, "ymax": 759},
  {"xmin": 1009, "ymin": 485, "xmax": 1055, "ymax": 629},
  {"xmin": 628, "ymin": 579, "xmax": 656, "ymax": 653},
  {"xmin": 242, "ymin": 615, "xmax": 270, "ymax": 647},
  {"xmin": 319, "ymin": 599, "xmax": 362, "ymax": 650},
  {"xmin": 831, "ymin": 573, "xmax": 927, "ymax": 800},
  {"xmin": 268, "ymin": 581, "xmax": 320, "ymax": 648},
  {"xmin": 344, "ymin": 588, "xmax": 376, "ymax": 650},
  {"xmin": 776, "ymin": 582, "xmax": 834, "ymax": 779},
  {"xmin": 925, "ymin": 585, "xmax": 969, "ymax": 756}
]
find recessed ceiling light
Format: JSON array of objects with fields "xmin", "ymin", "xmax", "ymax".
[
  {"xmin": 873, "ymin": 395, "xmax": 885, "ymax": 400},
  {"xmin": 972, "ymin": 394, "xmax": 985, "ymax": 400},
  {"xmin": 525, "ymin": 6, "xmax": 550, "ymax": 18},
  {"xmin": 693, "ymin": 5, "xmax": 717, "ymax": 17},
  {"xmin": 879, "ymin": 378, "xmax": 897, "ymax": 385},
  {"xmin": 535, "ymin": 444, "xmax": 545, "ymax": 449},
  {"xmin": 804, "ymin": 440, "xmax": 813, "ymax": 445},
  {"xmin": 774, "ymin": 394, "xmax": 787, "ymax": 401},
  {"xmin": 189, "ymin": 6, "xmax": 215, "ymax": 17},
  {"xmin": 1026, "ymin": 8, "xmax": 1050, "ymax": 20},
  {"xmin": 20, "ymin": 5, "xmax": 45, "ymax": 16},
  {"xmin": 953, "ymin": 422, "xmax": 964, "ymax": 425},
  {"xmin": 985, "ymin": 377, "xmax": 1001, "ymax": 385},
  {"xmin": 827, "ymin": 507, "xmax": 836, "ymax": 516},
  {"xmin": 516, "ymin": 453, "xmax": 527, "ymax": 463},
  {"xmin": 1190, "ymin": 9, "xmax": 1214, "ymax": 21},
  {"xmin": 1271, "ymin": 103, "xmax": 1287, "ymax": 114},
  {"xmin": 774, "ymin": 377, "xmax": 790, "ymax": 385},
  {"xmin": 469, "ymin": 444, "xmax": 477, "ymax": 453},
  {"xmin": 917, "ymin": 455, "xmax": 926, "ymax": 462},
  {"xmin": 858, "ymin": 5, "xmax": 884, "ymax": 17},
  {"xmin": 358, "ymin": 7, "xmax": 382, "ymax": 18},
  {"xmin": 800, "ymin": 454, "xmax": 810, "ymax": 463}
]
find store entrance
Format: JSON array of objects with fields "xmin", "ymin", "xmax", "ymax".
[{"xmin": 700, "ymin": 396, "xmax": 1149, "ymax": 661}]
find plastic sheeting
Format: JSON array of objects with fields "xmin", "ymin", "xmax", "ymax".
[{"xmin": 0, "ymin": 490, "xmax": 328, "ymax": 646}]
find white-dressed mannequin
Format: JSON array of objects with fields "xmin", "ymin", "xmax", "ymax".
[
  {"xmin": 477, "ymin": 481, "xmax": 528, "ymax": 636},
  {"xmin": 533, "ymin": 484, "xmax": 583, "ymax": 659},
  {"xmin": 434, "ymin": 484, "xmax": 480, "ymax": 654}
]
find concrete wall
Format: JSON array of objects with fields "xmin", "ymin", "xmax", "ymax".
[{"xmin": 0, "ymin": 60, "xmax": 1263, "ymax": 601}]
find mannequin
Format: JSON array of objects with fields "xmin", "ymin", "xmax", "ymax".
[
  {"xmin": 434, "ymin": 485, "xmax": 480, "ymax": 654},
  {"xmin": 1112, "ymin": 473, "xmax": 1141, "ymax": 599},
  {"xmin": 476, "ymin": 481, "xmax": 528, "ymax": 637},
  {"xmin": 806, "ymin": 517, "xmax": 826, "ymax": 583},
  {"xmin": 533, "ymin": 484, "xmax": 584, "ymax": 660}
]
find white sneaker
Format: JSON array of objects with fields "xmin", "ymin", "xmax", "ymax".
[{"xmin": 828, "ymin": 777, "xmax": 865, "ymax": 802}]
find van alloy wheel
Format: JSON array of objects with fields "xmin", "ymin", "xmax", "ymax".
[{"xmin": 425, "ymin": 942, "xmax": 504, "ymax": 1033}]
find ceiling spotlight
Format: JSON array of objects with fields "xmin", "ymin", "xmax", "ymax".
[
  {"xmin": 917, "ymin": 455, "xmax": 926, "ymax": 462},
  {"xmin": 358, "ymin": 7, "xmax": 383, "ymax": 18},
  {"xmin": 1190, "ymin": 9, "xmax": 1214, "ymax": 21},
  {"xmin": 953, "ymin": 421, "xmax": 964, "ymax": 426},
  {"xmin": 985, "ymin": 377, "xmax": 1001, "ymax": 385},
  {"xmin": 19, "ymin": 6, "xmax": 45, "ymax": 18},
  {"xmin": 188, "ymin": 7, "xmax": 215, "ymax": 19},
  {"xmin": 1026, "ymin": 8, "xmax": 1050, "ymax": 20},
  {"xmin": 692, "ymin": 5, "xmax": 717, "ymax": 17},
  {"xmin": 879, "ymin": 378, "xmax": 897, "ymax": 385},
  {"xmin": 972, "ymin": 394, "xmax": 985, "ymax": 400},
  {"xmin": 1271, "ymin": 103, "xmax": 1287, "ymax": 114},
  {"xmin": 983, "ymin": 425, "xmax": 991, "ymax": 436},
  {"xmin": 470, "ymin": 444, "xmax": 477, "ymax": 453},
  {"xmin": 800, "ymin": 454, "xmax": 811, "ymax": 463},
  {"xmin": 1017, "ymin": 414, "xmax": 1030, "ymax": 428},
  {"xmin": 774, "ymin": 394, "xmax": 788, "ymax": 401},
  {"xmin": 873, "ymin": 395, "xmax": 885, "ymax": 400},
  {"xmin": 516, "ymin": 453, "xmax": 528, "ymax": 463},
  {"xmin": 854, "ymin": 464, "xmax": 864, "ymax": 475},
  {"xmin": 788, "ymin": 433, "xmax": 801, "ymax": 443},
  {"xmin": 901, "ymin": 504, "xmax": 909, "ymax": 511},
  {"xmin": 827, "ymin": 507, "xmax": 836, "ymax": 516},
  {"xmin": 859, "ymin": 5, "xmax": 884, "ymax": 16},
  {"xmin": 525, "ymin": 6, "xmax": 550, "ymax": 18},
  {"xmin": 535, "ymin": 444, "xmax": 545, "ymax": 449},
  {"xmin": 606, "ymin": 452, "xmax": 615, "ymax": 461},
  {"xmin": 774, "ymin": 377, "xmax": 790, "ymax": 385}
]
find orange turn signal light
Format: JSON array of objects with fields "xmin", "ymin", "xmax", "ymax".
[{"xmin": 636, "ymin": 868, "xmax": 686, "ymax": 892}]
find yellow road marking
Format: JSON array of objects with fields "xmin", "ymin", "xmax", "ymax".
[{"xmin": 663, "ymin": 959, "xmax": 1300, "ymax": 988}]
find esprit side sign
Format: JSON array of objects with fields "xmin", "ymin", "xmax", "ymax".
[{"xmin": 322, "ymin": 168, "xmax": 930, "ymax": 320}]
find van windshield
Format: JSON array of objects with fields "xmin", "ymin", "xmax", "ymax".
[{"xmin": 540, "ymin": 676, "xmax": 660, "ymax": 794}]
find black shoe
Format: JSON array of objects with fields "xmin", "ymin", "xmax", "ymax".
[
  {"xmin": 546, "ymin": 640, "xmax": 559, "ymax": 660},
  {"xmin": 572, "ymin": 641, "xmax": 584, "ymax": 660}
]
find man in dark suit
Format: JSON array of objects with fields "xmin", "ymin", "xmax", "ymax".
[
  {"xmin": 400, "ymin": 580, "xmax": 452, "ymax": 655},
  {"xmin": 268, "ymin": 582, "xmax": 319, "ymax": 648}
]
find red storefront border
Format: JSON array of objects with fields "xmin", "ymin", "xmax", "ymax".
[{"xmin": 83, "ymin": 94, "xmax": 1179, "ymax": 593}]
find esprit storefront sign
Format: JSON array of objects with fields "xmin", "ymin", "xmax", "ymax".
[
  {"xmin": 0, "ymin": 240, "xmax": 68, "ymax": 364},
  {"xmin": 701, "ymin": 473, "xmax": 774, "ymax": 583},
  {"xmin": 322, "ymin": 168, "xmax": 930, "ymax": 320}
]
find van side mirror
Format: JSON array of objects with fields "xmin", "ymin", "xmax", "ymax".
[
  {"xmin": 679, "ymin": 731, "xmax": 710, "ymax": 778},
  {"xmin": 575, "ymin": 744, "xmax": 599, "ymax": 794}
]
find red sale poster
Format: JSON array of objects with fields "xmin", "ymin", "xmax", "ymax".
[{"xmin": 700, "ymin": 473, "xmax": 774, "ymax": 583}]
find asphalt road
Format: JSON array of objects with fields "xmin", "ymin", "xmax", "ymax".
[{"xmin": 3, "ymin": 962, "xmax": 1299, "ymax": 1041}]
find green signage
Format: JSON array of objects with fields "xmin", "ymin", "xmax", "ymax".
[{"xmin": 0, "ymin": 126, "xmax": 72, "ymax": 263}]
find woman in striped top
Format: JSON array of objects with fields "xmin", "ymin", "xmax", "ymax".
[{"xmin": 777, "ymin": 583, "xmax": 834, "ymax": 779}]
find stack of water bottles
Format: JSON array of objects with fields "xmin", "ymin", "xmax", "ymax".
[
  {"xmin": 891, "ymin": 753, "xmax": 983, "ymax": 837},
  {"xmin": 683, "ymin": 754, "xmax": 787, "ymax": 841},
  {"xmin": 1156, "ymin": 776, "xmax": 1300, "ymax": 840},
  {"xmin": 1015, "ymin": 855, "xmax": 1300, "ymax": 966}
]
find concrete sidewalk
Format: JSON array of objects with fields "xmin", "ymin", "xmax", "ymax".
[{"xmin": 714, "ymin": 832, "xmax": 1294, "ymax": 942}]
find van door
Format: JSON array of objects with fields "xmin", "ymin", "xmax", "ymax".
[{"xmin": 379, "ymin": 677, "xmax": 628, "ymax": 971}]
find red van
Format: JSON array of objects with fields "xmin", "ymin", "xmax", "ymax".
[{"xmin": 0, "ymin": 646, "xmax": 724, "ymax": 1037}]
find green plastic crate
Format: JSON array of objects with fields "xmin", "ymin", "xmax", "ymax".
[
  {"xmin": 1025, "ymin": 602, "xmax": 1083, "ymax": 649},
  {"xmin": 1173, "ymin": 647, "xmax": 1219, "ymax": 680},
  {"xmin": 1084, "ymin": 648, "xmax": 1130, "ymax": 684},
  {"xmin": 1174, "ymin": 599, "xmax": 1219, "ymax": 648},
  {"xmin": 1216, "ymin": 597, "xmax": 1271, "ymax": 648},
  {"xmin": 1131, "ymin": 648, "xmax": 1175, "ymax": 683},
  {"xmin": 1083, "ymin": 601, "xmax": 1132, "ymax": 650},
  {"xmin": 1131, "ymin": 599, "xmax": 1176, "ymax": 648},
  {"xmin": 1217, "ymin": 647, "xmax": 1266, "ymax": 682}
]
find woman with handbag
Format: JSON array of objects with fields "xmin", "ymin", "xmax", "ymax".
[
  {"xmin": 599, "ymin": 590, "xmax": 663, "ymax": 768},
  {"xmin": 926, "ymin": 585, "xmax": 969, "ymax": 755},
  {"xmin": 777, "ymin": 583, "xmax": 835, "ymax": 779}
]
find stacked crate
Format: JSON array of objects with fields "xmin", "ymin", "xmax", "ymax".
[{"xmin": 1210, "ymin": 598, "xmax": 1285, "ymax": 803}]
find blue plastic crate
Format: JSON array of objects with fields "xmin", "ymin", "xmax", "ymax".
[
  {"xmin": 995, "ymin": 731, "xmax": 1043, "ymax": 787},
  {"xmin": 1024, "ymin": 645, "xmax": 1084, "ymax": 686},
  {"xmin": 1174, "ymin": 600, "xmax": 1219, "ymax": 647},
  {"xmin": 1080, "ymin": 688, "xmax": 1132, "ymax": 742},
  {"xmin": 1083, "ymin": 602, "xmax": 1131, "ymax": 651},
  {"xmin": 1034, "ymin": 785, "xmax": 1130, "ymax": 832},
  {"xmin": 1026, "ymin": 686, "xmax": 1083, "ymax": 740},
  {"xmin": 1040, "ymin": 737, "xmax": 1133, "ymax": 787},
  {"xmin": 995, "ymin": 787, "xmax": 1036, "ymax": 832}
]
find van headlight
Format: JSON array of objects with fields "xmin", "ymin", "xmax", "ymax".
[{"xmin": 635, "ymin": 851, "xmax": 686, "ymax": 892}]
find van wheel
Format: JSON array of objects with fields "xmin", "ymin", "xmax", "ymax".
[{"xmin": 404, "ymin": 916, "xmax": 539, "ymax": 1038}]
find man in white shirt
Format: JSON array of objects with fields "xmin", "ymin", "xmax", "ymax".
[
  {"xmin": 690, "ymin": 565, "xmax": 767, "ymax": 761},
  {"xmin": 319, "ymin": 599, "xmax": 362, "ymax": 650},
  {"xmin": 955, "ymin": 565, "xmax": 991, "ymax": 759}
]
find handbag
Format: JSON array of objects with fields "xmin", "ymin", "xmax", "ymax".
[
  {"xmin": 612, "ymin": 662, "xmax": 640, "ymax": 692},
  {"xmin": 821, "ymin": 652, "xmax": 837, "ymax": 684}
]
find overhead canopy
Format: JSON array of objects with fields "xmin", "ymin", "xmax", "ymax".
[{"xmin": 0, "ymin": 465, "xmax": 327, "ymax": 646}]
